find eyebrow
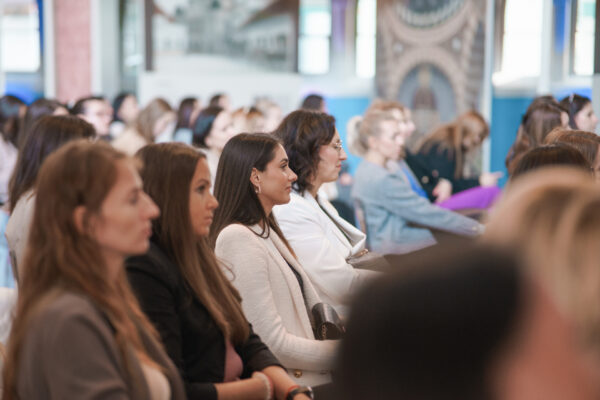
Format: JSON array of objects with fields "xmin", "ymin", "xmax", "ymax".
[
  {"xmin": 279, "ymin": 158, "xmax": 289, "ymax": 164},
  {"xmin": 194, "ymin": 178, "xmax": 210, "ymax": 186}
]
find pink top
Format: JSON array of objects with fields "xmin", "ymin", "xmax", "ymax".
[{"xmin": 223, "ymin": 340, "xmax": 243, "ymax": 382}]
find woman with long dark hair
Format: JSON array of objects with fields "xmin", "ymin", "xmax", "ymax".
[
  {"xmin": 129, "ymin": 142, "xmax": 307, "ymax": 400},
  {"xmin": 2, "ymin": 140, "xmax": 185, "ymax": 399},
  {"xmin": 6, "ymin": 115, "xmax": 96, "ymax": 281},
  {"xmin": 211, "ymin": 133, "xmax": 337, "ymax": 390}
]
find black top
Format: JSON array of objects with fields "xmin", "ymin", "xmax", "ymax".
[
  {"xmin": 126, "ymin": 242, "xmax": 281, "ymax": 400},
  {"xmin": 405, "ymin": 145, "xmax": 480, "ymax": 202}
]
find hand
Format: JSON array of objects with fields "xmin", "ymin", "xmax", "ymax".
[
  {"xmin": 479, "ymin": 171, "xmax": 503, "ymax": 187},
  {"xmin": 433, "ymin": 178, "xmax": 453, "ymax": 204}
]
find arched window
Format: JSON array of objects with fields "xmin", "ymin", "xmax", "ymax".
[
  {"xmin": 298, "ymin": 0, "xmax": 331, "ymax": 74},
  {"xmin": 355, "ymin": 0, "xmax": 376, "ymax": 78}
]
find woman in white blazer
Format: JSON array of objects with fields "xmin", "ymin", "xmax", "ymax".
[
  {"xmin": 272, "ymin": 111, "xmax": 376, "ymax": 316},
  {"xmin": 211, "ymin": 134, "xmax": 337, "ymax": 390}
]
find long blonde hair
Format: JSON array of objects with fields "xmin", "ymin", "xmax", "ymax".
[
  {"xmin": 2, "ymin": 141, "xmax": 162, "ymax": 399},
  {"xmin": 484, "ymin": 167, "xmax": 600, "ymax": 356}
]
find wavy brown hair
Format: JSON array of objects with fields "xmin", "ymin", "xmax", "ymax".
[
  {"xmin": 544, "ymin": 128, "xmax": 600, "ymax": 167},
  {"xmin": 273, "ymin": 110, "xmax": 336, "ymax": 195},
  {"xmin": 210, "ymin": 133, "xmax": 296, "ymax": 256},
  {"xmin": 136, "ymin": 143, "xmax": 249, "ymax": 344},
  {"xmin": 2, "ymin": 141, "xmax": 162, "ymax": 400},
  {"xmin": 415, "ymin": 111, "xmax": 489, "ymax": 179}
]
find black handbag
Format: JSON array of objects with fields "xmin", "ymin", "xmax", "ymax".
[{"xmin": 311, "ymin": 303, "xmax": 345, "ymax": 340}]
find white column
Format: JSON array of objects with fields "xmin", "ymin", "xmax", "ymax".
[
  {"xmin": 481, "ymin": 0, "xmax": 495, "ymax": 173},
  {"xmin": 90, "ymin": 0, "xmax": 120, "ymax": 98},
  {"xmin": 538, "ymin": 0, "xmax": 553, "ymax": 94},
  {"xmin": 43, "ymin": 0, "xmax": 56, "ymax": 97}
]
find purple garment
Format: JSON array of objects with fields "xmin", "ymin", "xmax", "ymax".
[{"xmin": 438, "ymin": 186, "xmax": 502, "ymax": 210}]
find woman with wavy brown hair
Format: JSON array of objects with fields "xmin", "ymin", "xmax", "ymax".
[
  {"xmin": 2, "ymin": 140, "xmax": 185, "ymax": 399},
  {"xmin": 129, "ymin": 142, "xmax": 303, "ymax": 400}
]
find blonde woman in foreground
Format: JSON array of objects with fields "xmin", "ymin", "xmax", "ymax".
[{"xmin": 485, "ymin": 167, "xmax": 600, "ymax": 375}]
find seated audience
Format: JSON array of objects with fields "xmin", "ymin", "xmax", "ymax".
[
  {"xmin": 2, "ymin": 140, "xmax": 186, "ymax": 400},
  {"xmin": 408, "ymin": 111, "xmax": 502, "ymax": 204},
  {"xmin": 71, "ymin": 95, "xmax": 113, "ymax": 140},
  {"xmin": 506, "ymin": 99, "xmax": 569, "ymax": 175},
  {"xmin": 110, "ymin": 92, "xmax": 139, "ymax": 138},
  {"xmin": 5, "ymin": 116, "xmax": 95, "ymax": 281},
  {"xmin": 211, "ymin": 134, "xmax": 338, "ymax": 387},
  {"xmin": 0, "ymin": 95, "xmax": 26, "ymax": 205},
  {"xmin": 350, "ymin": 110, "xmax": 483, "ymax": 254},
  {"xmin": 560, "ymin": 93, "xmax": 598, "ymax": 132},
  {"xmin": 273, "ymin": 110, "xmax": 377, "ymax": 316},
  {"xmin": 335, "ymin": 245, "xmax": 599, "ymax": 400},
  {"xmin": 173, "ymin": 97, "xmax": 201, "ymax": 144},
  {"xmin": 510, "ymin": 144, "xmax": 590, "ymax": 179},
  {"xmin": 486, "ymin": 168, "xmax": 600, "ymax": 377},
  {"xmin": 128, "ymin": 143, "xmax": 308, "ymax": 400},
  {"xmin": 112, "ymin": 98, "xmax": 175, "ymax": 155},
  {"xmin": 192, "ymin": 106, "xmax": 236, "ymax": 185}
]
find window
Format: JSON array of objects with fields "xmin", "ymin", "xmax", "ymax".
[
  {"xmin": 298, "ymin": 0, "xmax": 331, "ymax": 75},
  {"xmin": 356, "ymin": 0, "xmax": 376, "ymax": 78},
  {"xmin": 498, "ymin": 0, "xmax": 543, "ymax": 81},
  {"xmin": 1, "ymin": 1, "xmax": 40, "ymax": 72},
  {"xmin": 573, "ymin": 0, "xmax": 595, "ymax": 75}
]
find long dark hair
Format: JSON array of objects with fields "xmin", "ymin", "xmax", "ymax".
[
  {"xmin": 192, "ymin": 106, "xmax": 223, "ymax": 148},
  {"xmin": 0, "ymin": 95, "xmax": 25, "ymax": 146},
  {"xmin": 8, "ymin": 115, "xmax": 96, "ymax": 212},
  {"xmin": 560, "ymin": 93, "xmax": 591, "ymax": 129},
  {"xmin": 273, "ymin": 110, "xmax": 336, "ymax": 195},
  {"xmin": 175, "ymin": 97, "xmax": 198, "ymax": 130},
  {"xmin": 18, "ymin": 98, "xmax": 66, "ymax": 148},
  {"xmin": 210, "ymin": 133, "xmax": 295, "ymax": 255},
  {"xmin": 136, "ymin": 143, "xmax": 249, "ymax": 344},
  {"xmin": 336, "ymin": 245, "xmax": 524, "ymax": 400}
]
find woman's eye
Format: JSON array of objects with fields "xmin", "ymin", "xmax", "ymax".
[{"xmin": 196, "ymin": 185, "xmax": 206, "ymax": 193}]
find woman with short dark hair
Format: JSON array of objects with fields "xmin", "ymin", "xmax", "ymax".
[{"xmin": 272, "ymin": 110, "xmax": 377, "ymax": 316}]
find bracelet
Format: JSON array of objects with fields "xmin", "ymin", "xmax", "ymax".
[
  {"xmin": 285, "ymin": 385, "xmax": 300, "ymax": 400},
  {"xmin": 286, "ymin": 385, "xmax": 314, "ymax": 400},
  {"xmin": 252, "ymin": 372, "xmax": 273, "ymax": 400}
]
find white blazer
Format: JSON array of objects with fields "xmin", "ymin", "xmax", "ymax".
[
  {"xmin": 273, "ymin": 191, "xmax": 377, "ymax": 316},
  {"xmin": 215, "ymin": 223, "xmax": 337, "ymax": 386}
]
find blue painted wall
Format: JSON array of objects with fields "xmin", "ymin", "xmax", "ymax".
[{"xmin": 326, "ymin": 96, "xmax": 371, "ymax": 174}]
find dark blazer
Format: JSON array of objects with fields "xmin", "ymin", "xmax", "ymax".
[
  {"xmin": 126, "ymin": 242, "xmax": 281, "ymax": 400},
  {"xmin": 405, "ymin": 145, "xmax": 479, "ymax": 202}
]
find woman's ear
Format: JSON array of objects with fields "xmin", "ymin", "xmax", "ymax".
[
  {"xmin": 250, "ymin": 168, "xmax": 261, "ymax": 187},
  {"xmin": 73, "ymin": 206, "xmax": 94, "ymax": 235},
  {"xmin": 367, "ymin": 135, "xmax": 379, "ymax": 149}
]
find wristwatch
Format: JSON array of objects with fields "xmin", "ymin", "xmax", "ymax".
[{"xmin": 286, "ymin": 386, "xmax": 314, "ymax": 400}]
